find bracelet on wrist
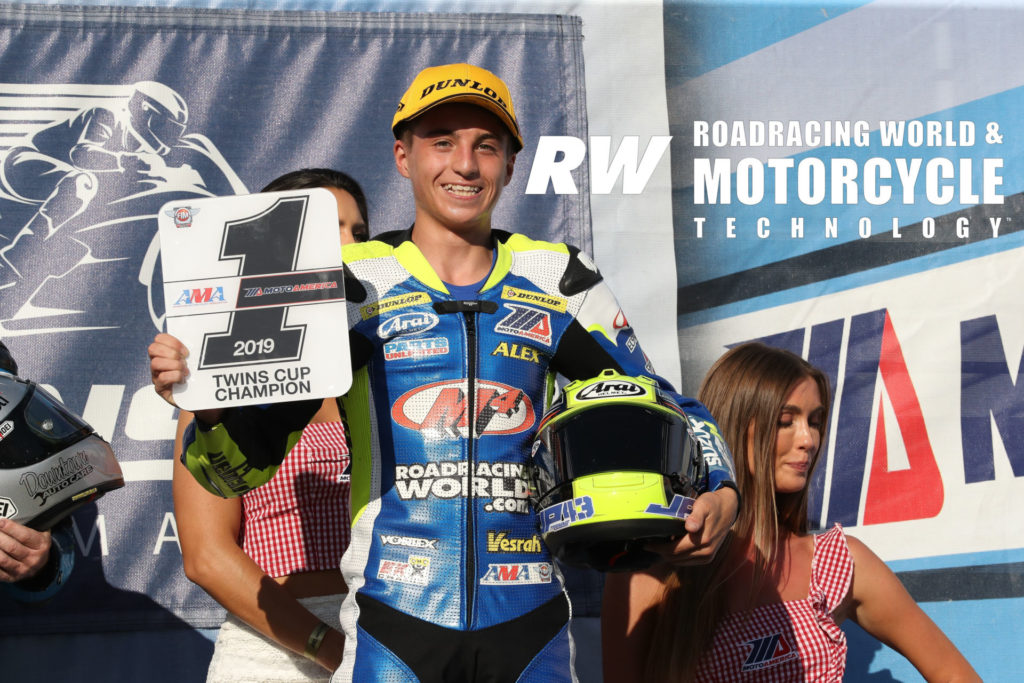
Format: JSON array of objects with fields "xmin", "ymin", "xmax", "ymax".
[{"xmin": 303, "ymin": 620, "xmax": 331, "ymax": 662}]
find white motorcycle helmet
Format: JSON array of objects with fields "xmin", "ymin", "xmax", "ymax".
[{"xmin": 0, "ymin": 343, "xmax": 124, "ymax": 530}]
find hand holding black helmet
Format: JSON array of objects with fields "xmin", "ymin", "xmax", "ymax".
[
  {"xmin": 526, "ymin": 370, "xmax": 707, "ymax": 572},
  {"xmin": 0, "ymin": 341, "xmax": 124, "ymax": 530}
]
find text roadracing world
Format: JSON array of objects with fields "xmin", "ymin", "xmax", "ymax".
[{"xmin": 393, "ymin": 460, "xmax": 532, "ymax": 514}]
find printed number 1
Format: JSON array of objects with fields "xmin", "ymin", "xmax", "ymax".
[{"xmin": 199, "ymin": 197, "xmax": 308, "ymax": 368}]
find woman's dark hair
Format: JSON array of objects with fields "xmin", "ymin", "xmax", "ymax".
[
  {"xmin": 0, "ymin": 340, "xmax": 17, "ymax": 375},
  {"xmin": 260, "ymin": 168, "xmax": 369, "ymax": 235}
]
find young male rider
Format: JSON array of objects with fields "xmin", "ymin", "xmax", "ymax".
[{"xmin": 149, "ymin": 63, "xmax": 739, "ymax": 682}]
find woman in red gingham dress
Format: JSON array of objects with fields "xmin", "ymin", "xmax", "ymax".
[
  {"xmin": 172, "ymin": 169, "xmax": 369, "ymax": 682},
  {"xmin": 603, "ymin": 343, "xmax": 979, "ymax": 682},
  {"xmin": 693, "ymin": 524, "xmax": 851, "ymax": 680}
]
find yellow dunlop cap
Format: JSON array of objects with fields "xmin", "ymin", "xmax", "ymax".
[{"xmin": 392, "ymin": 63, "xmax": 523, "ymax": 152}]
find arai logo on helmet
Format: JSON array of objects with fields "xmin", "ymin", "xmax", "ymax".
[
  {"xmin": 378, "ymin": 311, "xmax": 440, "ymax": 339},
  {"xmin": 576, "ymin": 380, "xmax": 646, "ymax": 401}
]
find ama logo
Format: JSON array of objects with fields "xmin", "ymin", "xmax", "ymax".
[
  {"xmin": 753, "ymin": 308, "xmax": 944, "ymax": 527},
  {"xmin": 175, "ymin": 287, "xmax": 227, "ymax": 307}
]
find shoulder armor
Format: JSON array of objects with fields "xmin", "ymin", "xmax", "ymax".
[
  {"xmin": 498, "ymin": 233, "xmax": 602, "ymax": 296},
  {"xmin": 560, "ymin": 244, "xmax": 603, "ymax": 296},
  {"xmin": 343, "ymin": 263, "xmax": 366, "ymax": 303}
]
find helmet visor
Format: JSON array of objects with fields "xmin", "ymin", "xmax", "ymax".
[
  {"xmin": 533, "ymin": 405, "xmax": 687, "ymax": 490},
  {"xmin": 146, "ymin": 112, "xmax": 185, "ymax": 149},
  {"xmin": 0, "ymin": 383, "xmax": 93, "ymax": 469}
]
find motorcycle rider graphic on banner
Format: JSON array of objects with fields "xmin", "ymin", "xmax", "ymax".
[{"xmin": 0, "ymin": 81, "xmax": 245, "ymax": 333}]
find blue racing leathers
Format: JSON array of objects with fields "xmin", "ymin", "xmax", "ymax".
[{"xmin": 182, "ymin": 229, "xmax": 736, "ymax": 683}]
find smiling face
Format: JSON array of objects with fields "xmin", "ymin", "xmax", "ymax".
[
  {"xmin": 748, "ymin": 376, "xmax": 825, "ymax": 494},
  {"xmin": 393, "ymin": 102, "xmax": 516, "ymax": 238}
]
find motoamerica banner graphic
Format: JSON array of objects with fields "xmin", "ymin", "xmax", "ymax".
[
  {"xmin": 0, "ymin": 4, "xmax": 588, "ymax": 633},
  {"xmin": 666, "ymin": 2, "xmax": 1023, "ymax": 675}
]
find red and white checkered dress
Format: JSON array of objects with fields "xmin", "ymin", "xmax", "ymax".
[
  {"xmin": 695, "ymin": 524, "xmax": 853, "ymax": 681},
  {"xmin": 240, "ymin": 421, "xmax": 351, "ymax": 578}
]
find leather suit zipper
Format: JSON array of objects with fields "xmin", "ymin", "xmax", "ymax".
[
  {"xmin": 464, "ymin": 309, "xmax": 478, "ymax": 627},
  {"xmin": 433, "ymin": 299, "xmax": 497, "ymax": 628}
]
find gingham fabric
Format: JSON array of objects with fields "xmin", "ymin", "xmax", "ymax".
[
  {"xmin": 241, "ymin": 421, "xmax": 351, "ymax": 578},
  {"xmin": 696, "ymin": 524, "xmax": 853, "ymax": 681}
]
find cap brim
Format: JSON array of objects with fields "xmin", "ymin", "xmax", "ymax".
[{"xmin": 393, "ymin": 92, "xmax": 523, "ymax": 152}]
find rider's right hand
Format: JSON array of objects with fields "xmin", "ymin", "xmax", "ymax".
[
  {"xmin": 148, "ymin": 333, "xmax": 224, "ymax": 425},
  {"xmin": 148, "ymin": 332, "xmax": 189, "ymax": 408}
]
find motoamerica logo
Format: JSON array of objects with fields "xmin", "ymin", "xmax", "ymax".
[{"xmin": 20, "ymin": 451, "xmax": 93, "ymax": 505}]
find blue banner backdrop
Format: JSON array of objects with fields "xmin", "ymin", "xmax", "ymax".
[{"xmin": 0, "ymin": 3, "xmax": 589, "ymax": 635}]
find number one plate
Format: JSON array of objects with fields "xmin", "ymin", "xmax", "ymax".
[{"xmin": 158, "ymin": 189, "xmax": 352, "ymax": 410}]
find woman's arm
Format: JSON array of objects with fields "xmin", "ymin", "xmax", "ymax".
[
  {"xmin": 601, "ymin": 567, "xmax": 669, "ymax": 683},
  {"xmin": 173, "ymin": 410, "xmax": 344, "ymax": 671},
  {"xmin": 844, "ymin": 535, "xmax": 980, "ymax": 682}
]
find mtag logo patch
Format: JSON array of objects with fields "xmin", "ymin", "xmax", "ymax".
[
  {"xmin": 392, "ymin": 379, "xmax": 535, "ymax": 437},
  {"xmin": 495, "ymin": 304, "xmax": 552, "ymax": 346},
  {"xmin": 479, "ymin": 562, "xmax": 552, "ymax": 585}
]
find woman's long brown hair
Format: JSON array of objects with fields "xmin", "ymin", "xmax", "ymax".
[{"xmin": 645, "ymin": 342, "xmax": 830, "ymax": 681}]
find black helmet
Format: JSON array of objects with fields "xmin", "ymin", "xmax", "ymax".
[
  {"xmin": 527, "ymin": 370, "xmax": 707, "ymax": 572},
  {"xmin": 0, "ymin": 361, "xmax": 123, "ymax": 530}
]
